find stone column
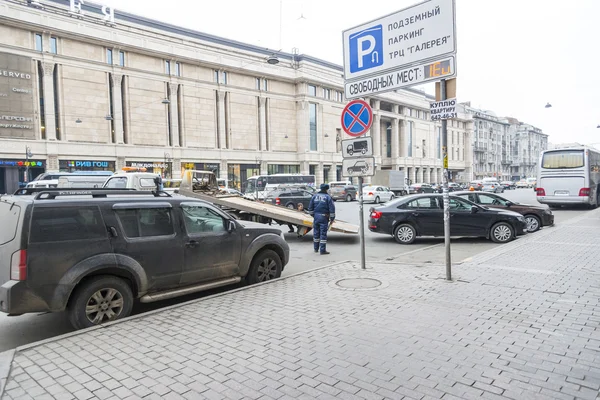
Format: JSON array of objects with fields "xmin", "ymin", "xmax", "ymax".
[
  {"xmin": 409, "ymin": 167, "xmax": 416, "ymax": 185},
  {"xmin": 169, "ymin": 83, "xmax": 180, "ymax": 147},
  {"xmin": 391, "ymin": 118, "xmax": 400, "ymax": 159},
  {"xmin": 111, "ymin": 74, "xmax": 124, "ymax": 144},
  {"xmin": 41, "ymin": 63, "xmax": 56, "ymax": 140},
  {"xmin": 372, "ymin": 114, "xmax": 381, "ymax": 157},
  {"xmin": 258, "ymin": 97, "xmax": 267, "ymax": 151},
  {"xmin": 438, "ymin": 168, "xmax": 443, "ymax": 183},
  {"xmin": 220, "ymin": 160, "xmax": 228, "ymax": 182},
  {"xmin": 217, "ymin": 90, "xmax": 226, "ymax": 149}
]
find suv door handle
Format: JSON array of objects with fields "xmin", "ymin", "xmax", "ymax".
[
  {"xmin": 108, "ymin": 226, "xmax": 118, "ymax": 237},
  {"xmin": 411, "ymin": 212, "xmax": 420, "ymax": 217},
  {"xmin": 186, "ymin": 240, "xmax": 199, "ymax": 248}
]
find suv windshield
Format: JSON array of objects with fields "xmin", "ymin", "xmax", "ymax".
[{"xmin": 0, "ymin": 201, "xmax": 20, "ymax": 245}]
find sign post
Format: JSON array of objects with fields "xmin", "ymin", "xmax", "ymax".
[
  {"xmin": 440, "ymin": 79, "xmax": 451, "ymax": 280},
  {"xmin": 341, "ymin": 100, "xmax": 374, "ymax": 270}
]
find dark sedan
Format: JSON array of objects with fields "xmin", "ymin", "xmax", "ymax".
[
  {"xmin": 368, "ymin": 194, "xmax": 527, "ymax": 244},
  {"xmin": 453, "ymin": 191, "xmax": 554, "ymax": 233}
]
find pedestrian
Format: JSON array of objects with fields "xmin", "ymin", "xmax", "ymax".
[
  {"xmin": 287, "ymin": 203, "xmax": 305, "ymax": 233},
  {"xmin": 308, "ymin": 183, "xmax": 335, "ymax": 255}
]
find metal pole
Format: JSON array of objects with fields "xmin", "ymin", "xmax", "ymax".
[
  {"xmin": 358, "ymin": 176, "xmax": 366, "ymax": 269},
  {"xmin": 25, "ymin": 146, "xmax": 30, "ymax": 184},
  {"xmin": 441, "ymin": 79, "xmax": 452, "ymax": 280}
]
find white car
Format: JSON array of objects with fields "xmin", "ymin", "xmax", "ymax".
[{"xmin": 362, "ymin": 185, "xmax": 395, "ymax": 204}]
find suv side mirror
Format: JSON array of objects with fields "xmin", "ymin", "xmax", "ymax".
[
  {"xmin": 506, "ymin": 201, "xmax": 513, "ymax": 207},
  {"xmin": 470, "ymin": 206, "xmax": 479, "ymax": 214},
  {"xmin": 227, "ymin": 220, "xmax": 236, "ymax": 233}
]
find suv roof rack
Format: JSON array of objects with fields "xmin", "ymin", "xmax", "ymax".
[
  {"xmin": 31, "ymin": 188, "xmax": 172, "ymax": 200},
  {"xmin": 14, "ymin": 187, "xmax": 136, "ymax": 196}
]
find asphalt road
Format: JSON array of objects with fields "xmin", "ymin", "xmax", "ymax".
[{"xmin": 0, "ymin": 188, "xmax": 588, "ymax": 352}]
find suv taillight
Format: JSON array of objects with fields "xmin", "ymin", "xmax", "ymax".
[
  {"xmin": 275, "ymin": 198, "xmax": 281, "ymax": 205},
  {"xmin": 368, "ymin": 192, "xmax": 374, "ymax": 196},
  {"xmin": 10, "ymin": 250, "xmax": 27, "ymax": 281},
  {"xmin": 536, "ymin": 188, "xmax": 546, "ymax": 196},
  {"xmin": 579, "ymin": 188, "xmax": 590, "ymax": 197}
]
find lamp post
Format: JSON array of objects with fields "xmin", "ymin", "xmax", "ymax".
[
  {"xmin": 24, "ymin": 146, "xmax": 33, "ymax": 184},
  {"xmin": 163, "ymin": 152, "xmax": 171, "ymax": 179},
  {"xmin": 255, "ymin": 156, "xmax": 262, "ymax": 202}
]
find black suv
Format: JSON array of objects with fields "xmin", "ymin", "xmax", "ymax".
[
  {"xmin": 0, "ymin": 189, "xmax": 289, "ymax": 329},
  {"xmin": 264, "ymin": 188, "xmax": 313, "ymax": 209}
]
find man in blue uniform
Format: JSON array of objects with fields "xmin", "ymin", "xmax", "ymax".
[{"xmin": 308, "ymin": 184, "xmax": 336, "ymax": 255}]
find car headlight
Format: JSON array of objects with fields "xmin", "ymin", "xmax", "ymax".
[
  {"xmin": 517, "ymin": 216, "xmax": 526, "ymax": 222},
  {"xmin": 544, "ymin": 209, "xmax": 552, "ymax": 214}
]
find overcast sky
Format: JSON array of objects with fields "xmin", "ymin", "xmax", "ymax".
[{"xmin": 102, "ymin": 0, "xmax": 599, "ymax": 145}]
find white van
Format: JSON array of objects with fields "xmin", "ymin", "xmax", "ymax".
[
  {"xmin": 103, "ymin": 168, "xmax": 161, "ymax": 191},
  {"xmin": 57, "ymin": 175, "xmax": 109, "ymax": 188}
]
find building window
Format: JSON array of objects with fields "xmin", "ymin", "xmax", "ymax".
[
  {"xmin": 106, "ymin": 48, "xmax": 113, "ymax": 64},
  {"xmin": 215, "ymin": 70, "xmax": 227, "ymax": 84},
  {"xmin": 50, "ymin": 37, "xmax": 57, "ymax": 54},
  {"xmin": 309, "ymin": 103, "xmax": 317, "ymax": 151},
  {"xmin": 308, "ymin": 85, "xmax": 316, "ymax": 96},
  {"xmin": 175, "ymin": 62, "xmax": 181, "ymax": 77},
  {"xmin": 165, "ymin": 60, "xmax": 171, "ymax": 75},
  {"xmin": 35, "ymin": 33, "xmax": 43, "ymax": 51},
  {"xmin": 324, "ymin": 88, "xmax": 331, "ymax": 100},
  {"xmin": 263, "ymin": 79, "xmax": 268, "ymax": 91},
  {"xmin": 119, "ymin": 51, "xmax": 125, "ymax": 66},
  {"xmin": 256, "ymin": 78, "xmax": 261, "ymax": 90},
  {"xmin": 408, "ymin": 121, "xmax": 413, "ymax": 157},
  {"xmin": 386, "ymin": 123, "xmax": 392, "ymax": 158},
  {"xmin": 335, "ymin": 91, "xmax": 343, "ymax": 102}
]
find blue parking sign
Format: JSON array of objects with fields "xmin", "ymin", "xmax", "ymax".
[{"xmin": 349, "ymin": 24, "xmax": 383, "ymax": 73}]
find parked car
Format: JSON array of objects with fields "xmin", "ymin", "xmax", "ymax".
[
  {"xmin": 368, "ymin": 194, "xmax": 527, "ymax": 244},
  {"xmin": 481, "ymin": 181, "xmax": 504, "ymax": 193},
  {"xmin": 408, "ymin": 183, "xmax": 435, "ymax": 194},
  {"xmin": 264, "ymin": 188, "xmax": 313, "ymax": 209},
  {"xmin": 469, "ymin": 180, "xmax": 483, "ymax": 191},
  {"xmin": 501, "ymin": 181, "xmax": 516, "ymax": 190},
  {"xmin": 453, "ymin": 191, "xmax": 554, "ymax": 233},
  {"xmin": 0, "ymin": 188, "xmax": 289, "ymax": 329},
  {"xmin": 516, "ymin": 180, "xmax": 529, "ymax": 188},
  {"xmin": 363, "ymin": 185, "xmax": 395, "ymax": 204},
  {"xmin": 329, "ymin": 185, "xmax": 357, "ymax": 202}
]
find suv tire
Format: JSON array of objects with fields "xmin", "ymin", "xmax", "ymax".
[
  {"xmin": 394, "ymin": 223, "xmax": 416, "ymax": 244},
  {"xmin": 68, "ymin": 275, "xmax": 133, "ymax": 330},
  {"xmin": 286, "ymin": 203, "xmax": 295, "ymax": 209},
  {"xmin": 246, "ymin": 249, "xmax": 282, "ymax": 284},
  {"xmin": 346, "ymin": 194, "xmax": 352, "ymax": 202}
]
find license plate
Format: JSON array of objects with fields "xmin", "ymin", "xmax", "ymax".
[{"xmin": 555, "ymin": 191, "xmax": 569, "ymax": 196}]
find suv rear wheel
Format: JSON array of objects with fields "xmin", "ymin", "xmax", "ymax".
[
  {"xmin": 68, "ymin": 275, "xmax": 133, "ymax": 330},
  {"xmin": 346, "ymin": 194, "xmax": 352, "ymax": 202},
  {"xmin": 246, "ymin": 249, "xmax": 282, "ymax": 284}
]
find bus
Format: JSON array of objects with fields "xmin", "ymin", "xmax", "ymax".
[
  {"xmin": 536, "ymin": 147, "xmax": 600, "ymax": 208},
  {"xmin": 244, "ymin": 174, "xmax": 316, "ymax": 200}
]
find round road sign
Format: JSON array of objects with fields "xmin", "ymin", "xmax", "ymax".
[{"xmin": 341, "ymin": 99, "xmax": 373, "ymax": 137}]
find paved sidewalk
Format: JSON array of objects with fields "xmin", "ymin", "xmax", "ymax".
[{"xmin": 2, "ymin": 210, "xmax": 600, "ymax": 400}]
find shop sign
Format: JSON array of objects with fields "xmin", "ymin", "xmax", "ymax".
[
  {"xmin": 0, "ymin": 159, "xmax": 45, "ymax": 167},
  {"xmin": 66, "ymin": 160, "xmax": 111, "ymax": 168},
  {"xmin": 127, "ymin": 161, "xmax": 168, "ymax": 169}
]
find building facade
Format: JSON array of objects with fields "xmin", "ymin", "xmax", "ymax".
[{"xmin": 0, "ymin": 0, "xmax": 472, "ymax": 193}]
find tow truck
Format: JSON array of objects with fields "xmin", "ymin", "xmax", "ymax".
[{"xmin": 178, "ymin": 170, "xmax": 358, "ymax": 236}]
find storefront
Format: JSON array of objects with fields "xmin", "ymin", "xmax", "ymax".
[
  {"xmin": 126, "ymin": 161, "xmax": 171, "ymax": 177},
  {"xmin": 228, "ymin": 163, "xmax": 259, "ymax": 191},
  {"xmin": 267, "ymin": 164, "xmax": 300, "ymax": 175},
  {"xmin": 181, "ymin": 162, "xmax": 220, "ymax": 178},
  {"xmin": 59, "ymin": 160, "xmax": 115, "ymax": 172},
  {"xmin": 0, "ymin": 158, "xmax": 46, "ymax": 194}
]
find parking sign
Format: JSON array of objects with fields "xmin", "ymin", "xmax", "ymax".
[{"xmin": 349, "ymin": 25, "xmax": 383, "ymax": 73}]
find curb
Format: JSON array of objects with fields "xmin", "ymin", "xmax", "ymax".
[
  {"xmin": 0, "ymin": 259, "xmax": 352, "ymax": 396},
  {"xmin": 0, "ymin": 350, "xmax": 14, "ymax": 397}
]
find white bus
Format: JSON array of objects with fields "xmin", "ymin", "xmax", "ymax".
[
  {"xmin": 536, "ymin": 147, "xmax": 600, "ymax": 208},
  {"xmin": 244, "ymin": 174, "xmax": 316, "ymax": 200}
]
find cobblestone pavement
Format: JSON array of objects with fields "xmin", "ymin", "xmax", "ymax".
[{"xmin": 2, "ymin": 210, "xmax": 600, "ymax": 400}]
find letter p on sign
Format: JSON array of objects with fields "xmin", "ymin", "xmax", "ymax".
[{"xmin": 349, "ymin": 25, "xmax": 383, "ymax": 73}]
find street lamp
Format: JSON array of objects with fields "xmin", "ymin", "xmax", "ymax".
[
  {"xmin": 163, "ymin": 152, "xmax": 172, "ymax": 178},
  {"xmin": 25, "ymin": 146, "xmax": 33, "ymax": 184},
  {"xmin": 161, "ymin": 98, "xmax": 170, "ymax": 105}
]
